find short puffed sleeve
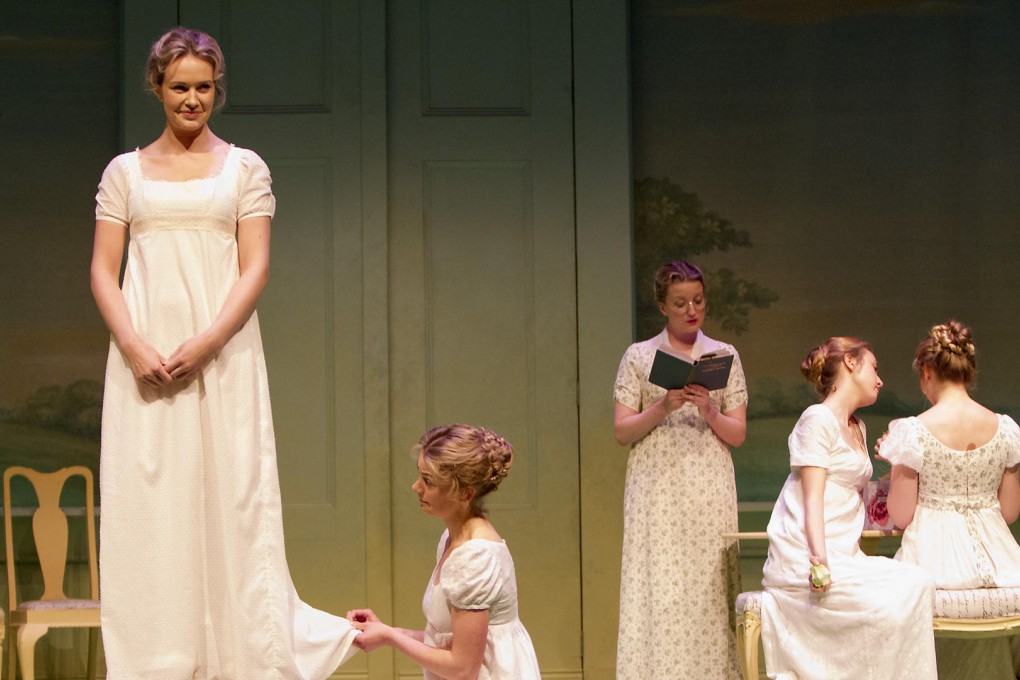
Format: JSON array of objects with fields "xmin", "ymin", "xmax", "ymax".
[
  {"xmin": 788, "ymin": 404, "xmax": 839, "ymax": 469},
  {"xmin": 440, "ymin": 541, "xmax": 505, "ymax": 611},
  {"xmin": 880, "ymin": 418, "xmax": 925, "ymax": 472},
  {"xmin": 237, "ymin": 149, "xmax": 276, "ymax": 221},
  {"xmin": 1001, "ymin": 416, "xmax": 1020, "ymax": 468},
  {"xmin": 95, "ymin": 154, "xmax": 131, "ymax": 227},
  {"xmin": 718, "ymin": 347, "xmax": 748, "ymax": 414},
  {"xmin": 614, "ymin": 343, "xmax": 646, "ymax": 411}
]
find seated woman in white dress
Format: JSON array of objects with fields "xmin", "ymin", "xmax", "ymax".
[
  {"xmin": 347, "ymin": 425, "xmax": 541, "ymax": 680},
  {"xmin": 760, "ymin": 337, "xmax": 937, "ymax": 680},
  {"xmin": 879, "ymin": 320, "xmax": 1020, "ymax": 679}
]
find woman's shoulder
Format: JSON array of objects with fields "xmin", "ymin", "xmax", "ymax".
[
  {"xmin": 231, "ymin": 146, "xmax": 270, "ymax": 169},
  {"xmin": 800, "ymin": 402, "xmax": 834, "ymax": 421},
  {"xmin": 101, "ymin": 150, "xmax": 138, "ymax": 174},
  {"xmin": 792, "ymin": 403, "xmax": 843, "ymax": 437},
  {"xmin": 997, "ymin": 414, "xmax": 1020, "ymax": 439},
  {"xmin": 443, "ymin": 538, "xmax": 510, "ymax": 588},
  {"xmin": 620, "ymin": 333, "xmax": 662, "ymax": 358},
  {"xmin": 451, "ymin": 537, "xmax": 509, "ymax": 562},
  {"xmin": 699, "ymin": 333, "xmax": 738, "ymax": 356}
]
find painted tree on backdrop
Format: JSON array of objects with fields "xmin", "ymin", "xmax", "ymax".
[{"xmin": 633, "ymin": 176, "xmax": 778, "ymax": 340}]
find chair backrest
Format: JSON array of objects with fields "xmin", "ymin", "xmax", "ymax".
[{"xmin": 4, "ymin": 466, "xmax": 98, "ymax": 611}]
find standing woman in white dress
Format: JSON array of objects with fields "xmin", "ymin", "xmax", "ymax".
[
  {"xmin": 760, "ymin": 337, "xmax": 937, "ymax": 680},
  {"xmin": 613, "ymin": 260, "xmax": 748, "ymax": 679},
  {"xmin": 346, "ymin": 424, "xmax": 541, "ymax": 679},
  {"xmin": 90, "ymin": 27, "xmax": 357, "ymax": 678},
  {"xmin": 879, "ymin": 320, "xmax": 1020, "ymax": 679}
]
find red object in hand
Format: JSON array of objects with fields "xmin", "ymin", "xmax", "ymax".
[{"xmin": 353, "ymin": 614, "xmax": 367, "ymax": 623}]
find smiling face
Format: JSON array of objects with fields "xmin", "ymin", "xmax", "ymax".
[
  {"xmin": 157, "ymin": 55, "xmax": 216, "ymax": 136},
  {"xmin": 658, "ymin": 279, "xmax": 706, "ymax": 338},
  {"xmin": 411, "ymin": 453, "xmax": 463, "ymax": 519}
]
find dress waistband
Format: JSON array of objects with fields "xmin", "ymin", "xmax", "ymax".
[{"xmin": 917, "ymin": 492, "xmax": 998, "ymax": 512}]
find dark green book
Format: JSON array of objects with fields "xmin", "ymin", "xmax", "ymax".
[{"xmin": 648, "ymin": 348, "xmax": 734, "ymax": 391}]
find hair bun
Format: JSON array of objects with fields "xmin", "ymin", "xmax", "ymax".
[
  {"xmin": 800, "ymin": 347, "xmax": 826, "ymax": 385},
  {"xmin": 931, "ymin": 321, "xmax": 975, "ymax": 358},
  {"xmin": 480, "ymin": 429, "xmax": 513, "ymax": 488}
]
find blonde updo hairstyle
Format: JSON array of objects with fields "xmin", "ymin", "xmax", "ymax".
[
  {"xmin": 653, "ymin": 260, "xmax": 705, "ymax": 304},
  {"xmin": 801, "ymin": 337, "xmax": 874, "ymax": 399},
  {"xmin": 913, "ymin": 320, "xmax": 976, "ymax": 387},
  {"xmin": 414, "ymin": 424, "xmax": 513, "ymax": 518},
  {"xmin": 145, "ymin": 27, "xmax": 227, "ymax": 110}
]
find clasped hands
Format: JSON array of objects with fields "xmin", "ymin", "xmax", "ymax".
[
  {"xmin": 662, "ymin": 384, "xmax": 712, "ymax": 415},
  {"xmin": 125, "ymin": 332, "xmax": 220, "ymax": 388}
]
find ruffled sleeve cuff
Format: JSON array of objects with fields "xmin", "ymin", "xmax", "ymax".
[{"xmin": 880, "ymin": 418, "xmax": 925, "ymax": 472}]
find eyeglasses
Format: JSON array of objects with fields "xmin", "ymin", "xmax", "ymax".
[{"xmin": 673, "ymin": 296, "xmax": 706, "ymax": 310}]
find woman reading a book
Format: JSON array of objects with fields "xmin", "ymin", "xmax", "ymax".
[
  {"xmin": 759, "ymin": 337, "xmax": 937, "ymax": 679},
  {"xmin": 613, "ymin": 260, "xmax": 748, "ymax": 680},
  {"xmin": 878, "ymin": 320, "xmax": 1020, "ymax": 680}
]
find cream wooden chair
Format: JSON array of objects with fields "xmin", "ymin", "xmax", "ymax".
[{"xmin": 4, "ymin": 466, "xmax": 100, "ymax": 680}]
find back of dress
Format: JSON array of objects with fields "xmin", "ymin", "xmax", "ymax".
[{"xmin": 887, "ymin": 415, "xmax": 1020, "ymax": 588}]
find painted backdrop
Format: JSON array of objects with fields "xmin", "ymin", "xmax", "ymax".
[{"xmin": 631, "ymin": 0, "xmax": 1020, "ymax": 502}]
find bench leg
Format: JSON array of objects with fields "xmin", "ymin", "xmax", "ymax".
[{"xmin": 736, "ymin": 611, "xmax": 762, "ymax": 680}]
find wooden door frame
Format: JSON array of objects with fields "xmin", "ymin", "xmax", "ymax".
[{"xmin": 574, "ymin": 2, "xmax": 633, "ymax": 678}]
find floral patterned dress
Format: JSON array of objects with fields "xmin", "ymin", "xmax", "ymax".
[
  {"xmin": 614, "ymin": 329, "xmax": 747, "ymax": 680},
  {"xmin": 884, "ymin": 415, "xmax": 1020, "ymax": 680},
  {"xmin": 884, "ymin": 415, "xmax": 1020, "ymax": 588}
]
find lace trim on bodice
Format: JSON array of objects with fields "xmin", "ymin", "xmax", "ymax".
[{"xmin": 917, "ymin": 491, "xmax": 998, "ymax": 587}]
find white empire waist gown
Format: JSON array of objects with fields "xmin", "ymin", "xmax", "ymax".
[{"xmin": 95, "ymin": 146, "xmax": 358, "ymax": 679}]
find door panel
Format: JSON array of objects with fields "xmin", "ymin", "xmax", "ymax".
[{"xmin": 387, "ymin": 2, "xmax": 582, "ymax": 677}]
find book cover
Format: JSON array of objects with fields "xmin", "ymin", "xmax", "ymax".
[{"xmin": 648, "ymin": 348, "xmax": 733, "ymax": 391}]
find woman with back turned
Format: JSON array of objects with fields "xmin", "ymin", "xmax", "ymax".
[{"xmin": 880, "ymin": 320, "xmax": 1020, "ymax": 679}]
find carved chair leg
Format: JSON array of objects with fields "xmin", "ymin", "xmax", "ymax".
[
  {"xmin": 736, "ymin": 612, "xmax": 762, "ymax": 680},
  {"xmin": 16, "ymin": 623, "xmax": 49, "ymax": 680}
]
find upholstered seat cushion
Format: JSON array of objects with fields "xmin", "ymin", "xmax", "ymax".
[
  {"xmin": 736, "ymin": 590, "xmax": 762, "ymax": 616},
  {"xmin": 935, "ymin": 588, "xmax": 1020, "ymax": 620},
  {"xmin": 20, "ymin": 599, "xmax": 100, "ymax": 611},
  {"xmin": 737, "ymin": 588, "xmax": 1020, "ymax": 620}
]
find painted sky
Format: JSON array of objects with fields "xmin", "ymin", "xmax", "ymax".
[{"xmin": 632, "ymin": 0, "xmax": 1020, "ymax": 410}]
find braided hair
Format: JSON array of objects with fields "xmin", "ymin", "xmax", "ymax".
[
  {"xmin": 913, "ymin": 320, "xmax": 977, "ymax": 386},
  {"xmin": 414, "ymin": 424, "xmax": 513, "ymax": 517}
]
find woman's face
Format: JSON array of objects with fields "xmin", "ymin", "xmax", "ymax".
[
  {"xmin": 658, "ymin": 280, "xmax": 706, "ymax": 336},
  {"xmin": 849, "ymin": 350, "xmax": 883, "ymax": 407},
  {"xmin": 158, "ymin": 55, "xmax": 216, "ymax": 135},
  {"xmin": 411, "ymin": 454, "xmax": 460, "ymax": 519}
]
